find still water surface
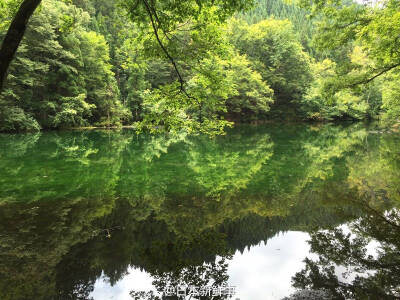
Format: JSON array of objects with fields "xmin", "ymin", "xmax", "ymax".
[{"xmin": 0, "ymin": 124, "xmax": 399, "ymax": 299}]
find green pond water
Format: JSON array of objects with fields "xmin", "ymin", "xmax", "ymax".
[{"xmin": 0, "ymin": 123, "xmax": 399, "ymax": 299}]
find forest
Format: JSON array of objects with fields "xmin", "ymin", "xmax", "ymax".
[
  {"xmin": 1, "ymin": 1, "xmax": 400, "ymax": 299},
  {"xmin": 1, "ymin": 0, "xmax": 399, "ymax": 134}
]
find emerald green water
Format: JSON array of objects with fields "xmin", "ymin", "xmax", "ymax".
[{"xmin": 0, "ymin": 124, "xmax": 399, "ymax": 299}]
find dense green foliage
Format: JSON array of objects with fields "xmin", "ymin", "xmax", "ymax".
[
  {"xmin": 298, "ymin": 0, "xmax": 400, "ymax": 125},
  {"xmin": 228, "ymin": 18, "xmax": 312, "ymax": 118},
  {"xmin": 0, "ymin": 0, "xmax": 400, "ymax": 133},
  {"xmin": 0, "ymin": 0, "xmax": 129, "ymax": 130}
]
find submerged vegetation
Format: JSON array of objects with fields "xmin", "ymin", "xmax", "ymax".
[{"xmin": 0, "ymin": 0, "xmax": 399, "ymax": 133}]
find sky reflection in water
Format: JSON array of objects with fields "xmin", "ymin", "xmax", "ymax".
[{"xmin": 91, "ymin": 232, "xmax": 312, "ymax": 300}]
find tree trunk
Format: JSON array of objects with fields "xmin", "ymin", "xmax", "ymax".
[{"xmin": 0, "ymin": 0, "xmax": 42, "ymax": 91}]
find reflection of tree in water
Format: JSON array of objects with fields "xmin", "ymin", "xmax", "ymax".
[
  {"xmin": 287, "ymin": 130, "xmax": 400, "ymax": 299},
  {"xmin": 130, "ymin": 257, "xmax": 233, "ymax": 300},
  {"xmin": 1, "ymin": 125, "xmax": 400, "ymax": 299},
  {"xmin": 0, "ymin": 132, "xmax": 41, "ymax": 158},
  {"xmin": 117, "ymin": 126, "xmax": 276, "ymax": 238},
  {"xmin": 0, "ymin": 131, "xmax": 131, "ymax": 300},
  {"xmin": 187, "ymin": 132, "xmax": 273, "ymax": 200},
  {"xmin": 0, "ymin": 130, "xmax": 132, "ymax": 202},
  {"xmin": 292, "ymin": 203, "xmax": 400, "ymax": 299}
]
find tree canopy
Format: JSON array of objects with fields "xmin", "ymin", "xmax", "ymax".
[{"xmin": 1, "ymin": 0, "xmax": 400, "ymax": 132}]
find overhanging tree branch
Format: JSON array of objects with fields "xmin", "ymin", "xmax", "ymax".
[
  {"xmin": 347, "ymin": 63, "xmax": 400, "ymax": 88},
  {"xmin": 142, "ymin": 0, "xmax": 197, "ymax": 102},
  {"xmin": 142, "ymin": 0, "xmax": 204, "ymax": 122}
]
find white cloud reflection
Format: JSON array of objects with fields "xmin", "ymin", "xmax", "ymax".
[
  {"xmin": 90, "ymin": 231, "xmax": 312, "ymax": 300},
  {"xmin": 228, "ymin": 231, "xmax": 312, "ymax": 300}
]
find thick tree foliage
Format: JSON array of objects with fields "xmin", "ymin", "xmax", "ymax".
[
  {"xmin": 299, "ymin": 0, "xmax": 400, "ymax": 124},
  {"xmin": 0, "ymin": 0, "xmax": 253, "ymax": 91},
  {"xmin": 1, "ymin": 0, "xmax": 400, "ymax": 132}
]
